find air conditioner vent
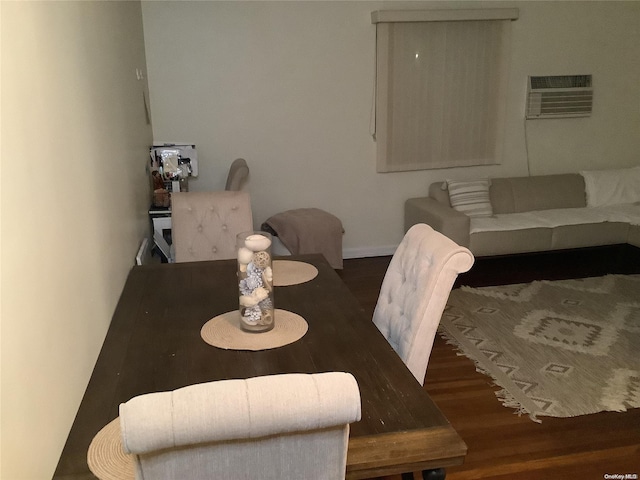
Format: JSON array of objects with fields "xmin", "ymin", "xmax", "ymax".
[{"xmin": 526, "ymin": 75, "xmax": 593, "ymax": 119}]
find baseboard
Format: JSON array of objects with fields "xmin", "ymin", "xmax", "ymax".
[
  {"xmin": 260, "ymin": 236, "xmax": 397, "ymax": 261},
  {"xmin": 270, "ymin": 238, "xmax": 398, "ymax": 260},
  {"xmin": 343, "ymin": 244, "xmax": 398, "ymax": 259}
]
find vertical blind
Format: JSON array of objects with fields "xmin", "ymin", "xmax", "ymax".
[{"xmin": 373, "ymin": 10, "xmax": 518, "ymax": 172}]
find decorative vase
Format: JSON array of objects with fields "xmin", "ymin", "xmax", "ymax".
[{"xmin": 237, "ymin": 231, "xmax": 274, "ymax": 332}]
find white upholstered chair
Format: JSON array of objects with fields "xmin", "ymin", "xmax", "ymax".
[
  {"xmin": 119, "ymin": 372, "xmax": 361, "ymax": 480},
  {"xmin": 225, "ymin": 158, "xmax": 250, "ymax": 191},
  {"xmin": 373, "ymin": 224, "xmax": 474, "ymax": 385},
  {"xmin": 171, "ymin": 191, "xmax": 253, "ymax": 262}
]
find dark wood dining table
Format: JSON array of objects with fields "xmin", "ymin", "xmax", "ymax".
[{"xmin": 53, "ymin": 254, "xmax": 466, "ymax": 479}]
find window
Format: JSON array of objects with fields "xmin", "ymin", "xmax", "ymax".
[{"xmin": 372, "ymin": 9, "xmax": 518, "ymax": 172}]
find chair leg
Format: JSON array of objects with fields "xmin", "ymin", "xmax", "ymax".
[{"xmin": 421, "ymin": 468, "xmax": 446, "ymax": 480}]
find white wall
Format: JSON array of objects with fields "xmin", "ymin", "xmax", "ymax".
[
  {"xmin": 513, "ymin": 2, "xmax": 640, "ymax": 174},
  {"xmin": 142, "ymin": 1, "xmax": 640, "ymax": 256},
  {"xmin": 1, "ymin": 2, "xmax": 152, "ymax": 478}
]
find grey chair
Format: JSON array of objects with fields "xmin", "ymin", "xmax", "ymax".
[
  {"xmin": 119, "ymin": 372, "xmax": 362, "ymax": 480},
  {"xmin": 171, "ymin": 191, "xmax": 252, "ymax": 262},
  {"xmin": 225, "ymin": 158, "xmax": 250, "ymax": 191},
  {"xmin": 373, "ymin": 224, "xmax": 474, "ymax": 385}
]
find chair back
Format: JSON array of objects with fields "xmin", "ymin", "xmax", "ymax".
[
  {"xmin": 225, "ymin": 158, "xmax": 250, "ymax": 191},
  {"xmin": 119, "ymin": 372, "xmax": 361, "ymax": 480},
  {"xmin": 373, "ymin": 224, "xmax": 474, "ymax": 385},
  {"xmin": 171, "ymin": 191, "xmax": 252, "ymax": 262}
]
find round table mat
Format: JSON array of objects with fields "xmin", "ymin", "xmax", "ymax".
[
  {"xmin": 87, "ymin": 417, "xmax": 133, "ymax": 480},
  {"xmin": 273, "ymin": 260, "xmax": 318, "ymax": 286},
  {"xmin": 201, "ymin": 309, "xmax": 308, "ymax": 351}
]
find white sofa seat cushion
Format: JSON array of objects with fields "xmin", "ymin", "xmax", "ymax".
[
  {"xmin": 470, "ymin": 205, "xmax": 640, "ymax": 234},
  {"xmin": 598, "ymin": 203, "xmax": 640, "ymax": 226}
]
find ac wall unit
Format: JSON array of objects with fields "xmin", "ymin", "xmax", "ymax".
[{"xmin": 526, "ymin": 75, "xmax": 593, "ymax": 119}]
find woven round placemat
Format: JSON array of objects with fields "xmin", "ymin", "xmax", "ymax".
[
  {"xmin": 87, "ymin": 417, "xmax": 133, "ymax": 480},
  {"xmin": 201, "ymin": 309, "xmax": 308, "ymax": 351},
  {"xmin": 273, "ymin": 260, "xmax": 318, "ymax": 286}
]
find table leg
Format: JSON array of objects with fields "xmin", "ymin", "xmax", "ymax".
[
  {"xmin": 421, "ymin": 468, "xmax": 446, "ymax": 480},
  {"xmin": 401, "ymin": 468, "xmax": 446, "ymax": 480}
]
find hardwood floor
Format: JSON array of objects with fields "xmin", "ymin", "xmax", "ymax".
[{"xmin": 338, "ymin": 246, "xmax": 640, "ymax": 480}]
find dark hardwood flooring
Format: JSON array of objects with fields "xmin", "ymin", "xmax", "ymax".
[{"xmin": 337, "ymin": 245, "xmax": 640, "ymax": 480}]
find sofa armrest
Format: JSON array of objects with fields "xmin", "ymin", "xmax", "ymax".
[{"xmin": 404, "ymin": 197, "xmax": 470, "ymax": 247}]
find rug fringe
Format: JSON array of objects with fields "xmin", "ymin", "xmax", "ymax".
[
  {"xmin": 437, "ymin": 328, "xmax": 541, "ymax": 423},
  {"xmin": 495, "ymin": 388, "xmax": 541, "ymax": 423}
]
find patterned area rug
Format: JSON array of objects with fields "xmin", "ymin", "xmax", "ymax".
[{"xmin": 440, "ymin": 274, "xmax": 640, "ymax": 422}]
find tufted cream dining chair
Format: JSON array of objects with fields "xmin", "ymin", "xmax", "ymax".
[
  {"xmin": 373, "ymin": 224, "xmax": 474, "ymax": 385},
  {"xmin": 119, "ymin": 372, "xmax": 362, "ymax": 480},
  {"xmin": 171, "ymin": 191, "xmax": 253, "ymax": 262},
  {"xmin": 225, "ymin": 158, "xmax": 250, "ymax": 191}
]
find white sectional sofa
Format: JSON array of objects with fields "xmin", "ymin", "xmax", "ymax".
[{"xmin": 405, "ymin": 167, "xmax": 640, "ymax": 257}]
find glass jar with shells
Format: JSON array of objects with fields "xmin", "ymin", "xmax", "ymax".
[{"xmin": 236, "ymin": 231, "xmax": 274, "ymax": 332}]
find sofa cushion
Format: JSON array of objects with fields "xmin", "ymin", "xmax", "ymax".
[
  {"xmin": 469, "ymin": 223, "xmax": 631, "ymax": 257},
  {"xmin": 628, "ymin": 224, "xmax": 640, "ymax": 248},
  {"xmin": 581, "ymin": 166, "xmax": 640, "ymax": 207},
  {"xmin": 598, "ymin": 203, "xmax": 640, "ymax": 225},
  {"xmin": 446, "ymin": 179, "xmax": 493, "ymax": 217},
  {"xmin": 469, "ymin": 207, "xmax": 616, "ymax": 234},
  {"xmin": 470, "ymin": 228, "xmax": 552, "ymax": 257},
  {"xmin": 551, "ymin": 222, "xmax": 629, "ymax": 250},
  {"xmin": 468, "ymin": 205, "xmax": 639, "ymax": 256},
  {"xmin": 489, "ymin": 174, "xmax": 586, "ymax": 214}
]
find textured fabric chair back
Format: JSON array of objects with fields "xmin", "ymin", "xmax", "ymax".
[
  {"xmin": 225, "ymin": 158, "xmax": 250, "ymax": 191},
  {"xmin": 119, "ymin": 372, "xmax": 361, "ymax": 480},
  {"xmin": 172, "ymin": 191, "xmax": 253, "ymax": 262},
  {"xmin": 373, "ymin": 224, "xmax": 474, "ymax": 385}
]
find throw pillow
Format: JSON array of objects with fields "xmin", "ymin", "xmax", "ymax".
[
  {"xmin": 446, "ymin": 179, "xmax": 493, "ymax": 217},
  {"xmin": 580, "ymin": 166, "xmax": 640, "ymax": 207}
]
